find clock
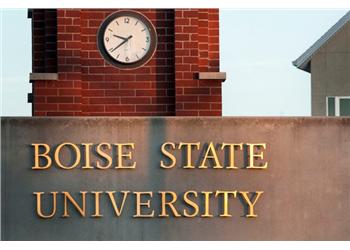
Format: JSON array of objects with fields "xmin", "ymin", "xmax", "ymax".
[{"xmin": 97, "ymin": 10, "xmax": 157, "ymax": 69}]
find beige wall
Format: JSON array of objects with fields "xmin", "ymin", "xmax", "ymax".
[{"xmin": 311, "ymin": 21, "xmax": 350, "ymax": 115}]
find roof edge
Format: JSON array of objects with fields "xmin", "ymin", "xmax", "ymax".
[{"xmin": 293, "ymin": 11, "xmax": 350, "ymax": 73}]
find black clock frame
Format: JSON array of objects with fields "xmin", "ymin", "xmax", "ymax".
[{"xmin": 97, "ymin": 10, "xmax": 158, "ymax": 69}]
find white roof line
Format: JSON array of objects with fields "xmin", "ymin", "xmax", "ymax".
[{"xmin": 293, "ymin": 11, "xmax": 350, "ymax": 73}]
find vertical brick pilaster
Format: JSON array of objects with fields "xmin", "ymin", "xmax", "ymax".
[
  {"xmin": 55, "ymin": 9, "xmax": 82, "ymax": 115},
  {"xmin": 44, "ymin": 10, "xmax": 57, "ymax": 73},
  {"xmin": 175, "ymin": 9, "xmax": 199, "ymax": 116},
  {"xmin": 31, "ymin": 9, "xmax": 58, "ymax": 73},
  {"xmin": 201, "ymin": 9, "xmax": 221, "ymax": 116},
  {"xmin": 198, "ymin": 9, "xmax": 209, "ymax": 72},
  {"xmin": 32, "ymin": 9, "xmax": 45, "ymax": 73},
  {"xmin": 208, "ymin": 9, "xmax": 220, "ymax": 73},
  {"xmin": 175, "ymin": 9, "xmax": 221, "ymax": 116}
]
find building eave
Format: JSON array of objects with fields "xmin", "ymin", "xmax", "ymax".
[{"xmin": 293, "ymin": 11, "xmax": 350, "ymax": 73}]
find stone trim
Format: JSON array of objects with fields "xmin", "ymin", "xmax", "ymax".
[
  {"xmin": 29, "ymin": 73, "xmax": 58, "ymax": 82},
  {"xmin": 198, "ymin": 72, "xmax": 226, "ymax": 82}
]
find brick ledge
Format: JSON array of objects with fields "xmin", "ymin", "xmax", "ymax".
[
  {"xmin": 29, "ymin": 73, "xmax": 58, "ymax": 82},
  {"xmin": 198, "ymin": 72, "xmax": 226, "ymax": 82}
]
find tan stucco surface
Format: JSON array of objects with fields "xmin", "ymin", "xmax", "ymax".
[
  {"xmin": 311, "ymin": 21, "xmax": 350, "ymax": 115},
  {"xmin": 2, "ymin": 117, "xmax": 350, "ymax": 240}
]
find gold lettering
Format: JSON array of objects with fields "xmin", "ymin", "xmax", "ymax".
[
  {"xmin": 34, "ymin": 192, "xmax": 57, "ymax": 219},
  {"xmin": 62, "ymin": 191, "xmax": 87, "ymax": 217},
  {"xmin": 201, "ymin": 191, "xmax": 213, "ymax": 218},
  {"xmin": 183, "ymin": 191, "xmax": 199, "ymax": 217},
  {"xmin": 32, "ymin": 143, "xmax": 52, "ymax": 170},
  {"xmin": 91, "ymin": 191, "xmax": 103, "ymax": 218},
  {"xmin": 81, "ymin": 143, "xmax": 93, "ymax": 169},
  {"xmin": 215, "ymin": 190, "xmax": 237, "ymax": 217},
  {"xmin": 133, "ymin": 191, "xmax": 154, "ymax": 218},
  {"xmin": 246, "ymin": 143, "xmax": 268, "ymax": 169},
  {"xmin": 159, "ymin": 191, "xmax": 181, "ymax": 217},
  {"xmin": 96, "ymin": 143, "xmax": 112, "ymax": 169},
  {"xmin": 199, "ymin": 142, "xmax": 223, "ymax": 168},
  {"xmin": 239, "ymin": 191, "xmax": 264, "ymax": 218},
  {"xmin": 221, "ymin": 143, "xmax": 243, "ymax": 169},
  {"xmin": 114, "ymin": 143, "xmax": 136, "ymax": 169},
  {"xmin": 106, "ymin": 191, "xmax": 129, "ymax": 217},
  {"xmin": 160, "ymin": 142, "xmax": 177, "ymax": 169},
  {"xmin": 178, "ymin": 142, "xmax": 200, "ymax": 168},
  {"xmin": 54, "ymin": 143, "xmax": 81, "ymax": 170}
]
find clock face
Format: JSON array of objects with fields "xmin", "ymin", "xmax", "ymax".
[{"xmin": 97, "ymin": 11, "xmax": 157, "ymax": 69}]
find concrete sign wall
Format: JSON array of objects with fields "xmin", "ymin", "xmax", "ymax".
[{"xmin": 1, "ymin": 117, "xmax": 350, "ymax": 240}]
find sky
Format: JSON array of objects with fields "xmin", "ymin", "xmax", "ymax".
[
  {"xmin": 1, "ymin": 9, "xmax": 32, "ymax": 116},
  {"xmin": 0, "ymin": 9, "xmax": 349, "ymax": 116},
  {"xmin": 220, "ymin": 9, "xmax": 348, "ymax": 116}
]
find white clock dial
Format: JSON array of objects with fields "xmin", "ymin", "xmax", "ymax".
[{"xmin": 103, "ymin": 16, "xmax": 152, "ymax": 64}]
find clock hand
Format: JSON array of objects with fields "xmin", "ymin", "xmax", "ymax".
[
  {"xmin": 113, "ymin": 35, "xmax": 128, "ymax": 40},
  {"xmin": 110, "ymin": 35, "xmax": 133, "ymax": 53}
]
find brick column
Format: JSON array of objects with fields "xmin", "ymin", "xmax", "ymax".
[
  {"xmin": 199, "ymin": 9, "xmax": 221, "ymax": 115},
  {"xmin": 55, "ymin": 9, "xmax": 82, "ymax": 115},
  {"xmin": 174, "ymin": 9, "xmax": 222, "ymax": 116}
]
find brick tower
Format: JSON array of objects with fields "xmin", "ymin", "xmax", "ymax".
[{"xmin": 28, "ymin": 9, "xmax": 226, "ymax": 116}]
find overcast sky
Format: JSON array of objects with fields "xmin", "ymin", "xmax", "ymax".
[{"xmin": 0, "ymin": 9, "xmax": 349, "ymax": 116}]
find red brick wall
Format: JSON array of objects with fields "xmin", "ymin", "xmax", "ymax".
[
  {"xmin": 174, "ymin": 9, "xmax": 221, "ymax": 116},
  {"xmin": 30, "ymin": 8, "xmax": 222, "ymax": 116}
]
